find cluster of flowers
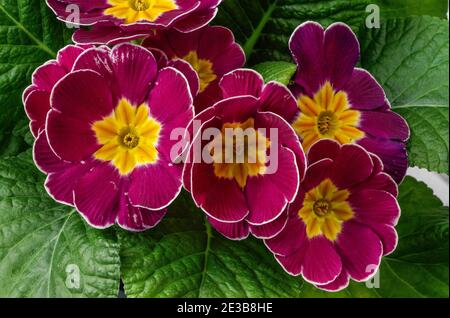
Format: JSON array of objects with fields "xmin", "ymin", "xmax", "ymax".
[{"xmin": 24, "ymin": 0, "xmax": 409, "ymax": 291}]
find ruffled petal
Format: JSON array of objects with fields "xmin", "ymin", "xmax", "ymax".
[
  {"xmin": 73, "ymin": 162, "xmax": 121, "ymax": 228},
  {"xmin": 323, "ymin": 23, "xmax": 359, "ymax": 90},
  {"xmin": 208, "ymin": 218, "xmax": 250, "ymax": 240},
  {"xmin": 345, "ymin": 68, "xmax": 385, "ymax": 110},
  {"xmin": 302, "ymin": 236, "xmax": 342, "ymax": 285},
  {"xmin": 336, "ymin": 221, "xmax": 383, "ymax": 282}
]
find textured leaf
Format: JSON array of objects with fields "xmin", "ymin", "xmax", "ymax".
[
  {"xmin": 120, "ymin": 177, "xmax": 448, "ymax": 298},
  {"xmin": 360, "ymin": 16, "xmax": 449, "ymax": 174},
  {"xmin": 0, "ymin": 0, "xmax": 73, "ymax": 157},
  {"xmin": 301, "ymin": 176, "xmax": 449, "ymax": 298},
  {"xmin": 252, "ymin": 61, "xmax": 296, "ymax": 85},
  {"xmin": 119, "ymin": 192, "xmax": 302, "ymax": 298},
  {"xmin": 214, "ymin": 0, "xmax": 448, "ymax": 64},
  {"xmin": 0, "ymin": 152, "xmax": 120, "ymax": 297}
]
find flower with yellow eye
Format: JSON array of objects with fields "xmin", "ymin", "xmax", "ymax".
[
  {"xmin": 183, "ymin": 69, "xmax": 306, "ymax": 241},
  {"xmin": 46, "ymin": 0, "xmax": 223, "ymax": 45},
  {"xmin": 287, "ymin": 22, "xmax": 410, "ymax": 183},
  {"xmin": 266, "ymin": 139, "xmax": 400, "ymax": 292},
  {"xmin": 30, "ymin": 43, "xmax": 194, "ymax": 231}
]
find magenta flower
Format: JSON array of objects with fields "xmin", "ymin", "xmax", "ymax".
[
  {"xmin": 265, "ymin": 139, "xmax": 400, "ymax": 291},
  {"xmin": 183, "ymin": 69, "xmax": 306, "ymax": 240},
  {"xmin": 142, "ymin": 25, "xmax": 245, "ymax": 113},
  {"xmin": 46, "ymin": 0, "xmax": 222, "ymax": 44},
  {"xmin": 288, "ymin": 22, "xmax": 410, "ymax": 183},
  {"xmin": 26, "ymin": 43, "xmax": 194, "ymax": 231}
]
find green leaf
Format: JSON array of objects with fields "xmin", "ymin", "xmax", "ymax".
[
  {"xmin": 119, "ymin": 192, "xmax": 303, "ymax": 298},
  {"xmin": 120, "ymin": 178, "xmax": 448, "ymax": 298},
  {"xmin": 214, "ymin": 0, "xmax": 448, "ymax": 64},
  {"xmin": 360, "ymin": 16, "xmax": 449, "ymax": 174},
  {"xmin": 301, "ymin": 176, "xmax": 449, "ymax": 298},
  {"xmin": 0, "ymin": 152, "xmax": 121, "ymax": 297},
  {"xmin": 252, "ymin": 61, "xmax": 296, "ymax": 85},
  {"xmin": 0, "ymin": 0, "xmax": 73, "ymax": 157}
]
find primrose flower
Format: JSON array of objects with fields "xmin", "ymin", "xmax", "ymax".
[
  {"xmin": 142, "ymin": 25, "xmax": 246, "ymax": 112},
  {"xmin": 288, "ymin": 22, "xmax": 410, "ymax": 183},
  {"xmin": 183, "ymin": 69, "xmax": 306, "ymax": 240},
  {"xmin": 27, "ymin": 43, "xmax": 194, "ymax": 231},
  {"xmin": 265, "ymin": 139, "xmax": 400, "ymax": 291},
  {"xmin": 46, "ymin": 0, "xmax": 222, "ymax": 44}
]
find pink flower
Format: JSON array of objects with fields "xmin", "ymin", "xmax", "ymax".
[
  {"xmin": 183, "ymin": 69, "xmax": 306, "ymax": 240},
  {"xmin": 142, "ymin": 25, "xmax": 245, "ymax": 113},
  {"xmin": 25, "ymin": 43, "xmax": 194, "ymax": 231},
  {"xmin": 265, "ymin": 139, "xmax": 400, "ymax": 291},
  {"xmin": 46, "ymin": 0, "xmax": 222, "ymax": 45},
  {"xmin": 288, "ymin": 22, "xmax": 410, "ymax": 183}
]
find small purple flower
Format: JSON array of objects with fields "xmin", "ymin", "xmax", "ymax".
[
  {"xmin": 26, "ymin": 43, "xmax": 194, "ymax": 231},
  {"xmin": 142, "ymin": 25, "xmax": 246, "ymax": 113},
  {"xmin": 266, "ymin": 139, "xmax": 400, "ymax": 291},
  {"xmin": 288, "ymin": 22, "xmax": 410, "ymax": 183},
  {"xmin": 183, "ymin": 69, "xmax": 306, "ymax": 240},
  {"xmin": 46, "ymin": 0, "xmax": 222, "ymax": 45}
]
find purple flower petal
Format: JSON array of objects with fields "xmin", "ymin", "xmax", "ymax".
[
  {"xmin": 307, "ymin": 139, "xmax": 340, "ymax": 164},
  {"xmin": 357, "ymin": 137, "xmax": 408, "ymax": 183},
  {"xmin": 336, "ymin": 221, "xmax": 383, "ymax": 282},
  {"xmin": 346, "ymin": 68, "xmax": 385, "ymax": 110},
  {"xmin": 110, "ymin": 43, "xmax": 158, "ymax": 105},
  {"xmin": 289, "ymin": 22, "xmax": 325, "ymax": 94},
  {"xmin": 208, "ymin": 217, "xmax": 250, "ymax": 240},
  {"xmin": 245, "ymin": 146, "xmax": 299, "ymax": 225},
  {"xmin": 117, "ymin": 194, "xmax": 167, "ymax": 231},
  {"xmin": 47, "ymin": 70, "xmax": 113, "ymax": 161},
  {"xmin": 316, "ymin": 270, "xmax": 350, "ymax": 292},
  {"xmin": 360, "ymin": 110, "xmax": 410, "ymax": 141},
  {"xmin": 128, "ymin": 157, "xmax": 182, "ymax": 210},
  {"xmin": 31, "ymin": 62, "xmax": 66, "ymax": 92},
  {"xmin": 302, "ymin": 236, "xmax": 342, "ymax": 285},
  {"xmin": 219, "ymin": 69, "xmax": 264, "ymax": 98},
  {"xmin": 259, "ymin": 82, "xmax": 298, "ymax": 123},
  {"xmin": 275, "ymin": 248, "xmax": 305, "ymax": 276},
  {"xmin": 73, "ymin": 24, "xmax": 150, "ymax": 45},
  {"xmin": 369, "ymin": 224, "xmax": 398, "ymax": 256},
  {"xmin": 254, "ymin": 111, "xmax": 307, "ymax": 181},
  {"xmin": 350, "ymin": 189, "xmax": 400, "ymax": 227},
  {"xmin": 330, "ymin": 144, "xmax": 373, "ymax": 189},
  {"xmin": 214, "ymin": 95, "xmax": 260, "ymax": 123},
  {"xmin": 169, "ymin": 59, "xmax": 200, "ymax": 97},
  {"xmin": 24, "ymin": 90, "xmax": 50, "ymax": 137},
  {"xmin": 301, "ymin": 158, "xmax": 333, "ymax": 192},
  {"xmin": 33, "ymin": 131, "xmax": 66, "ymax": 174},
  {"xmin": 173, "ymin": 6, "xmax": 218, "ymax": 32},
  {"xmin": 265, "ymin": 216, "xmax": 306, "ymax": 256},
  {"xmin": 249, "ymin": 210, "xmax": 288, "ymax": 239},
  {"xmin": 56, "ymin": 44, "xmax": 92, "ymax": 71},
  {"xmin": 191, "ymin": 162, "xmax": 249, "ymax": 222},
  {"xmin": 323, "ymin": 23, "xmax": 360, "ymax": 90},
  {"xmin": 73, "ymin": 162, "xmax": 121, "ymax": 228}
]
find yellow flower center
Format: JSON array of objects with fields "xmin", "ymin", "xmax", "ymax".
[
  {"xmin": 105, "ymin": 0, "xmax": 178, "ymax": 24},
  {"xmin": 92, "ymin": 98, "xmax": 161, "ymax": 175},
  {"xmin": 209, "ymin": 118, "xmax": 270, "ymax": 188},
  {"xmin": 182, "ymin": 51, "xmax": 217, "ymax": 93},
  {"xmin": 299, "ymin": 179, "xmax": 354, "ymax": 241},
  {"xmin": 292, "ymin": 81, "xmax": 364, "ymax": 151}
]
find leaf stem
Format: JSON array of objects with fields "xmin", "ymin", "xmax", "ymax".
[
  {"xmin": 243, "ymin": 0, "xmax": 278, "ymax": 60},
  {"xmin": 0, "ymin": 4, "xmax": 56, "ymax": 57}
]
